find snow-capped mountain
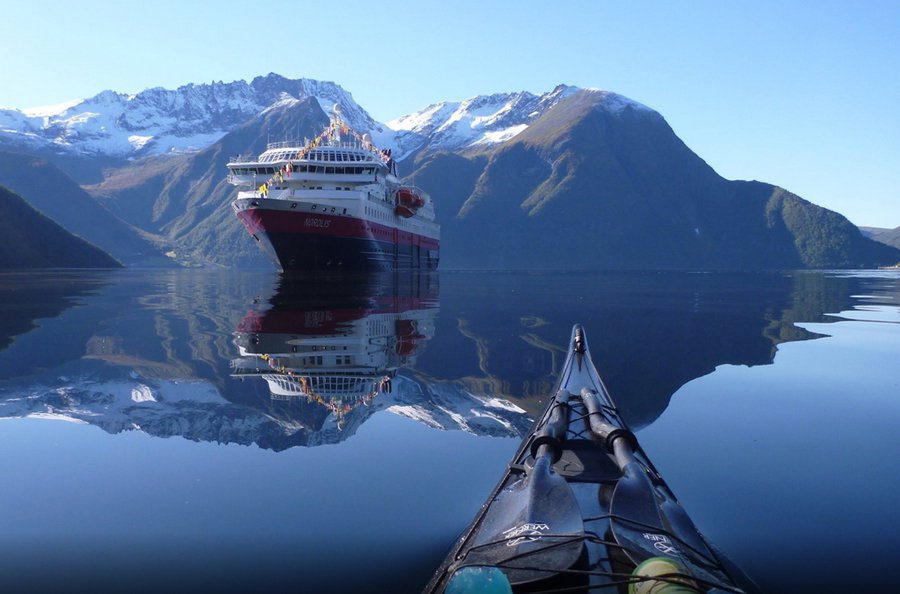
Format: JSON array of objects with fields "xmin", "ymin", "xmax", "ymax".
[
  {"xmin": 388, "ymin": 84, "xmax": 581, "ymax": 159},
  {"xmin": 0, "ymin": 75, "xmax": 645, "ymax": 161},
  {"xmin": 0, "ymin": 73, "xmax": 382, "ymax": 157}
]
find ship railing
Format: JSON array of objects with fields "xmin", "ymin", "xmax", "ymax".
[
  {"xmin": 230, "ymin": 141, "xmax": 389, "ymax": 164},
  {"xmin": 265, "ymin": 139, "xmax": 369, "ymax": 151},
  {"xmin": 226, "ymin": 173, "xmax": 256, "ymax": 185},
  {"xmin": 265, "ymin": 139, "xmax": 305, "ymax": 150},
  {"xmin": 228, "ymin": 154, "xmax": 259, "ymax": 164}
]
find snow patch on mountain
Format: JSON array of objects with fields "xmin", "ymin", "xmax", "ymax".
[
  {"xmin": 472, "ymin": 124, "xmax": 529, "ymax": 146},
  {"xmin": 0, "ymin": 74, "xmax": 380, "ymax": 158},
  {"xmin": 131, "ymin": 384, "xmax": 156, "ymax": 403},
  {"xmin": 0, "ymin": 75, "xmax": 655, "ymax": 164},
  {"xmin": 584, "ymin": 87, "xmax": 654, "ymax": 114},
  {"xmin": 386, "ymin": 84, "xmax": 581, "ymax": 159},
  {"xmin": 0, "ymin": 368, "xmax": 531, "ymax": 449},
  {"xmin": 19, "ymin": 99, "xmax": 83, "ymax": 118}
]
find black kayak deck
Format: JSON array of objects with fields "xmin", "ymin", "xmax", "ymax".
[{"xmin": 426, "ymin": 324, "xmax": 758, "ymax": 594}]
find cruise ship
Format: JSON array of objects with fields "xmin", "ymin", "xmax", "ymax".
[{"xmin": 228, "ymin": 106, "xmax": 440, "ymax": 271}]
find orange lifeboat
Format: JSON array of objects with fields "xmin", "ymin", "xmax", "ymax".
[
  {"xmin": 395, "ymin": 319, "xmax": 423, "ymax": 356},
  {"xmin": 395, "ymin": 204, "xmax": 414, "ymax": 218},
  {"xmin": 397, "ymin": 188, "xmax": 424, "ymax": 209}
]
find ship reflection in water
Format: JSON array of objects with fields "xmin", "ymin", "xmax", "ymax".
[
  {"xmin": 231, "ymin": 272, "xmax": 440, "ymax": 435},
  {"xmin": 0, "ymin": 270, "xmax": 531, "ymax": 452}
]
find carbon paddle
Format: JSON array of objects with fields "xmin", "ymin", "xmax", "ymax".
[
  {"xmin": 463, "ymin": 392, "xmax": 585, "ymax": 586},
  {"xmin": 580, "ymin": 388, "xmax": 694, "ymax": 567}
]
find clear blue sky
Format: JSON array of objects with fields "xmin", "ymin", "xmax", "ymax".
[{"xmin": 1, "ymin": 0, "xmax": 897, "ymax": 227}]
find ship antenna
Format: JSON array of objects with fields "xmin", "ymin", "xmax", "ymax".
[{"xmin": 332, "ymin": 104, "xmax": 343, "ymax": 145}]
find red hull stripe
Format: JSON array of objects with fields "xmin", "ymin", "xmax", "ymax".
[{"xmin": 238, "ymin": 209, "xmax": 439, "ymax": 250}]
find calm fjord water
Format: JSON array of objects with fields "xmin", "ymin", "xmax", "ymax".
[{"xmin": 1, "ymin": 269, "xmax": 898, "ymax": 594}]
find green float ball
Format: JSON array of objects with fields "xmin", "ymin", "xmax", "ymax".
[{"xmin": 628, "ymin": 557, "xmax": 700, "ymax": 594}]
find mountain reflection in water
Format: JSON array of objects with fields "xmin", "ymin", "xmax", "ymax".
[
  {"xmin": 0, "ymin": 269, "xmax": 872, "ymax": 445},
  {"xmin": 0, "ymin": 270, "xmax": 534, "ymax": 450},
  {"xmin": 2, "ymin": 269, "xmax": 897, "ymax": 593}
]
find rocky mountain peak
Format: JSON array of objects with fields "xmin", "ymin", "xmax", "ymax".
[{"xmin": 0, "ymin": 76, "xmax": 626, "ymax": 162}]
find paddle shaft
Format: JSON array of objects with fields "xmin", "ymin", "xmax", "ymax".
[
  {"xmin": 580, "ymin": 387, "xmax": 637, "ymax": 470},
  {"xmin": 530, "ymin": 389, "xmax": 570, "ymax": 462}
]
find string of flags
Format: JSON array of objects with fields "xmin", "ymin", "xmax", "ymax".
[
  {"xmin": 257, "ymin": 352, "xmax": 387, "ymax": 419},
  {"xmin": 256, "ymin": 118, "xmax": 393, "ymax": 197}
]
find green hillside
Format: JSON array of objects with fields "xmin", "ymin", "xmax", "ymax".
[
  {"xmin": 403, "ymin": 90, "xmax": 900, "ymax": 270},
  {"xmin": 0, "ymin": 185, "xmax": 121, "ymax": 268},
  {"xmin": 0, "ymin": 151, "xmax": 172, "ymax": 266}
]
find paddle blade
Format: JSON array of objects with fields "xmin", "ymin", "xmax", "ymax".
[
  {"xmin": 464, "ymin": 456, "xmax": 585, "ymax": 585},
  {"xmin": 611, "ymin": 463, "xmax": 738, "ymax": 590},
  {"xmin": 610, "ymin": 462, "xmax": 676, "ymax": 564}
]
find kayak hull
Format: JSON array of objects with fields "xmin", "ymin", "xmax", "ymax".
[{"xmin": 426, "ymin": 324, "xmax": 758, "ymax": 594}]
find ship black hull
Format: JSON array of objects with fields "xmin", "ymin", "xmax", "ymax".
[
  {"xmin": 235, "ymin": 201, "xmax": 439, "ymax": 272},
  {"xmin": 261, "ymin": 231, "xmax": 438, "ymax": 271}
]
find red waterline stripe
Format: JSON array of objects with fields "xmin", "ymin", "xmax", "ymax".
[{"xmin": 238, "ymin": 209, "xmax": 439, "ymax": 250}]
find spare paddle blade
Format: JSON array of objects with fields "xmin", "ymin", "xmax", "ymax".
[
  {"xmin": 611, "ymin": 463, "xmax": 738, "ymax": 590},
  {"xmin": 610, "ymin": 461, "xmax": 675, "ymax": 565},
  {"xmin": 464, "ymin": 455, "xmax": 585, "ymax": 585}
]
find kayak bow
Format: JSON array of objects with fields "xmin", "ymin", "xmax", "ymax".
[{"xmin": 427, "ymin": 324, "xmax": 757, "ymax": 594}]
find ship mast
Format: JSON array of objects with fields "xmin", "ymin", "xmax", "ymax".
[{"xmin": 331, "ymin": 104, "xmax": 343, "ymax": 145}]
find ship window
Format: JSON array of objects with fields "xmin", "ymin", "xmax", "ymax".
[
  {"xmin": 336, "ymin": 167, "xmax": 344, "ymax": 174},
  {"xmin": 325, "ymin": 167, "xmax": 334, "ymax": 174}
]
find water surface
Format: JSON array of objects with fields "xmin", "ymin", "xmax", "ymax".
[{"xmin": 1, "ymin": 269, "xmax": 898, "ymax": 593}]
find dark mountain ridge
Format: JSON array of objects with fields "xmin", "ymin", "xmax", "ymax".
[
  {"xmin": 405, "ymin": 90, "xmax": 899, "ymax": 269},
  {"xmin": 861, "ymin": 226, "xmax": 900, "ymax": 250},
  {"xmin": 0, "ymin": 185, "xmax": 121, "ymax": 269},
  {"xmin": 5, "ymin": 79, "xmax": 897, "ymax": 270},
  {"xmin": 0, "ymin": 152, "xmax": 173, "ymax": 267}
]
